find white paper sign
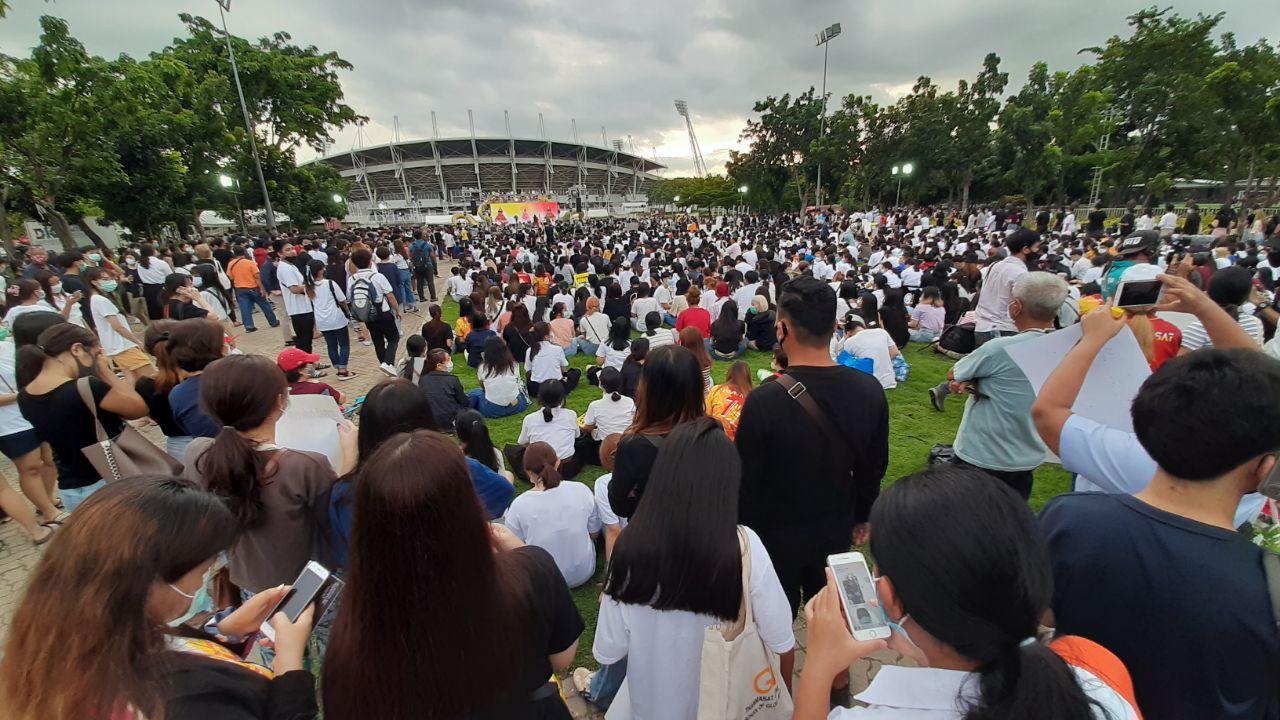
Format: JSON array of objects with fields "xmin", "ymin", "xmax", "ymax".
[
  {"xmin": 1004, "ymin": 324, "xmax": 1151, "ymax": 433},
  {"xmin": 275, "ymin": 394, "xmax": 344, "ymax": 470}
]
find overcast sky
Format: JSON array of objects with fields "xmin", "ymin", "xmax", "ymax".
[{"xmin": 2, "ymin": 1, "xmax": 1276, "ymax": 176}]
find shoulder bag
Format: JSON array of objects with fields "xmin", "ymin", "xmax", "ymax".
[
  {"xmin": 77, "ymin": 377, "xmax": 183, "ymax": 481},
  {"xmin": 696, "ymin": 527, "xmax": 794, "ymax": 720}
]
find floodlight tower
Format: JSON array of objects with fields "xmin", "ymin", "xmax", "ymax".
[
  {"xmin": 814, "ymin": 21, "xmax": 842, "ymax": 208},
  {"xmin": 674, "ymin": 100, "xmax": 708, "ymax": 178}
]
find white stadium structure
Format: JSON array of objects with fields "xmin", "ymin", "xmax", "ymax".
[{"xmin": 305, "ymin": 135, "xmax": 666, "ymax": 225}]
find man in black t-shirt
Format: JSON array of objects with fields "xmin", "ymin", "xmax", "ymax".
[
  {"xmin": 736, "ymin": 276, "xmax": 889, "ymax": 617},
  {"xmin": 1183, "ymin": 201, "xmax": 1201, "ymax": 235},
  {"xmin": 1118, "ymin": 201, "xmax": 1135, "ymax": 237},
  {"xmin": 1040, "ymin": 334, "xmax": 1280, "ymax": 720},
  {"xmin": 1086, "ymin": 202, "xmax": 1108, "ymax": 238}
]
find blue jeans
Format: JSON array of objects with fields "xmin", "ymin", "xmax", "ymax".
[
  {"xmin": 588, "ymin": 659, "xmax": 628, "ymax": 710},
  {"xmin": 467, "ymin": 388, "xmax": 529, "ymax": 418},
  {"xmin": 909, "ymin": 328, "xmax": 940, "ymax": 343},
  {"xmin": 663, "ymin": 313, "xmax": 677, "ymax": 327},
  {"xmin": 322, "ymin": 327, "xmax": 351, "ymax": 369},
  {"xmin": 60, "ymin": 479, "xmax": 107, "ymax": 512},
  {"xmin": 166, "ymin": 435, "xmax": 195, "ymax": 462},
  {"xmin": 235, "ymin": 288, "xmax": 279, "ymax": 330},
  {"xmin": 396, "ymin": 268, "xmax": 413, "ymax": 308},
  {"xmin": 578, "ymin": 339, "xmax": 599, "ymax": 357}
]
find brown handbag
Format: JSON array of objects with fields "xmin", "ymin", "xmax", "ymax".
[{"xmin": 76, "ymin": 377, "xmax": 184, "ymax": 481}]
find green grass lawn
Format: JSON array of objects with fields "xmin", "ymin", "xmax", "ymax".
[{"xmin": 429, "ymin": 299, "xmax": 1070, "ymax": 669}]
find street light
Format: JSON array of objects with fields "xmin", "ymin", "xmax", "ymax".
[
  {"xmin": 891, "ymin": 163, "xmax": 914, "ymax": 207},
  {"xmin": 216, "ymin": 0, "xmax": 276, "ymax": 232},
  {"xmin": 217, "ymin": 173, "xmax": 247, "ymax": 236},
  {"xmin": 332, "ymin": 193, "xmax": 343, "ymax": 204},
  {"xmin": 738, "ymin": 185, "xmax": 749, "ymax": 194},
  {"xmin": 814, "ymin": 21, "xmax": 841, "ymax": 210}
]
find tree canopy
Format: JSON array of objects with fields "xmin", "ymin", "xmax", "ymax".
[{"xmin": 726, "ymin": 8, "xmax": 1280, "ymax": 213}]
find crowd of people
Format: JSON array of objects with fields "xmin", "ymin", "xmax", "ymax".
[{"xmin": 0, "ymin": 199, "xmax": 1277, "ymax": 720}]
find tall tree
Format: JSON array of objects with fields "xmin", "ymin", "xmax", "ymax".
[{"xmin": 995, "ymin": 62, "xmax": 1057, "ymax": 209}]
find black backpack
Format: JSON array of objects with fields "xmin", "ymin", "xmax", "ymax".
[
  {"xmin": 349, "ymin": 274, "xmax": 385, "ymax": 324},
  {"xmin": 936, "ymin": 323, "xmax": 976, "ymax": 357}
]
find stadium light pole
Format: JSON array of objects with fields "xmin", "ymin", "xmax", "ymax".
[
  {"xmin": 892, "ymin": 163, "xmax": 913, "ymax": 207},
  {"xmin": 216, "ymin": 0, "xmax": 276, "ymax": 233},
  {"xmin": 814, "ymin": 22, "xmax": 841, "ymax": 210},
  {"xmin": 218, "ymin": 173, "xmax": 247, "ymax": 236}
]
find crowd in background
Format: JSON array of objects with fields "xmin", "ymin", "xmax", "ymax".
[{"xmin": 0, "ymin": 199, "xmax": 1276, "ymax": 720}]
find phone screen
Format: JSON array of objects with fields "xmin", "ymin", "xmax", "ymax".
[
  {"xmin": 277, "ymin": 564, "xmax": 329, "ymax": 623},
  {"xmin": 830, "ymin": 556, "xmax": 889, "ymax": 637},
  {"xmin": 1116, "ymin": 279, "xmax": 1163, "ymax": 308}
]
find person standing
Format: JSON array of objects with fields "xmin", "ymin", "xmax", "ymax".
[
  {"xmin": 736, "ymin": 276, "xmax": 889, "ymax": 618},
  {"xmin": 973, "ymin": 229, "xmax": 1040, "ymax": 347},
  {"xmin": 275, "ymin": 243, "xmax": 317, "ymax": 355},
  {"xmin": 227, "ymin": 249, "xmax": 279, "ymax": 333},
  {"xmin": 346, "ymin": 247, "xmax": 402, "ymax": 375}
]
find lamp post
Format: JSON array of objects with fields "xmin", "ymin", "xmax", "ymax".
[
  {"xmin": 738, "ymin": 185, "xmax": 748, "ymax": 214},
  {"xmin": 814, "ymin": 22, "xmax": 842, "ymax": 210},
  {"xmin": 216, "ymin": 0, "xmax": 276, "ymax": 233},
  {"xmin": 891, "ymin": 163, "xmax": 914, "ymax": 207},
  {"xmin": 218, "ymin": 173, "xmax": 248, "ymax": 236}
]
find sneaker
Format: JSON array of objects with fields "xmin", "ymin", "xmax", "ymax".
[
  {"xmin": 284, "ymin": 340, "xmax": 295, "ymax": 347},
  {"xmin": 245, "ymin": 327, "xmax": 259, "ymax": 333},
  {"xmin": 335, "ymin": 371, "xmax": 356, "ymax": 381},
  {"xmin": 379, "ymin": 363, "xmax": 397, "ymax": 377},
  {"xmin": 359, "ymin": 338, "xmax": 373, "ymax": 347},
  {"xmin": 571, "ymin": 667, "xmax": 596, "ymax": 699},
  {"xmin": 928, "ymin": 386, "xmax": 945, "ymax": 413}
]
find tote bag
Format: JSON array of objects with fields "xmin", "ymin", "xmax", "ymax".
[
  {"xmin": 77, "ymin": 377, "xmax": 183, "ymax": 481},
  {"xmin": 696, "ymin": 528, "xmax": 793, "ymax": 720}
]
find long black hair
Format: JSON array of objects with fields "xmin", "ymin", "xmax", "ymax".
[
  {"xmin": 454, "ymin": 409, "xmax": 499, "ymax": 472},
  {"xmin": 870, "ymin": 467, "xmax": 1101, "ymax": 720},
  {"xmin": 537, "ymin": 379, "xmax": 565, "ymax": 423},
  {"xmin": 357, "ymin": 379, "xmax": 438, "ymax": 463},
  {"xmin": 481, "ymin": 335, "xmax": 516, "ymax": 375},
  {"xmin": 607, "ymin": 316, "xmax": 630, "ymax": 351},
  {"xmin": 603, "ymin": 418, "xmax": 742, "ymax": 620}
]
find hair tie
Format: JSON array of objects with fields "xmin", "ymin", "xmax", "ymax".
[{"xmin": 1019, "ymin": 637, "xmax": 1037, "ymax": 648}]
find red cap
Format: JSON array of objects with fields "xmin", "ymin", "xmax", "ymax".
[{"xmin": 276, "ymin": 348, "xmax": 321, "ymax": 372}]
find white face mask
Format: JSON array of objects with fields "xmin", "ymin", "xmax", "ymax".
[
  {"xmin": 443, "ymin": 362, "xmax": 455, "ymax": 373},
  {"xmin": 192, "ymin": 277, "xmax": 204, "ymax": 288},
  {"xmin": 50, "ymin": 283, "xmax": 63, "ymax": 295}
]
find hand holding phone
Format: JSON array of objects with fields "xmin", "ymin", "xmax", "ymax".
[
  {"xmin": 802, "ymin": 567, "xmax": 888, "ymax": 678},
  {"xmin": 1115, "ymin": 279, "xmax": 1164, "ymax": 309},
  {"xmin": 827, "ymin": 552, "xmax": 891, "ymax": 641}
]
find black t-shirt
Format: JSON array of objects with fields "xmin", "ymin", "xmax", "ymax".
[
  {"xmin": 1035, "ymin": 210, "xmax": 1051, "ymax": 232},
  {"xmin": 1087, "ymin": 209, "xmax": 1107, "ymax": 233},
  {"xmin": 474, "ymin": 546, "xmax": 583, "ymax": 720},
  {"xmin": 603, "ymin": 298, "xmax": 630, "ymax": 324},
  {"xmin": 503, "ymin": 325, "xmax": 533, "ymax": 364},
  {"xmin": 735, "ymin": 365, "xmax": 889, "ymax": 563},
  {"xmin": 155, "ymin": 644, "xmax": 316, "ymax": 720},
  {"xmin": 711, "ymin": 318, "xmax": 745, "ymax": 354},
  {"xmin": 18, "ymin": 377, "xmax": 126, "ymax": 489},
  {"xmin": 135, "ymin": 377, "xmax": 184, "ymax": 438},
  {"xmin": 1119, "ymin": 212, "xmax": 1135, "ymax": 235},
  {"xmin": 421, "ymin": 320, "xmax": 454, "ymax": 352},
  {"xmin": 1041, "ymin": 493, "xmax": 1279, "ymax": 720},
  {"xmin": 1184, "ymin": 210, "xmax": 1201, "ymax": 235},
  {"xmin": 167, "ymin": 300, "xmax": 209, "ymax": 321}
]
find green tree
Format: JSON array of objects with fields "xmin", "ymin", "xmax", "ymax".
[
  {"xmin": 0, "ymin": 16, "xmax": 124, "ymax": 249},
  {"xmin": 995, "ymin": 62, "xmax": 1058, "ymax": 210}
]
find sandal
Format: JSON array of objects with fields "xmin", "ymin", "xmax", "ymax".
[
  {"xmin": 32, "ymin": 524, "xmax": 56, "ymax": 546},
  {"xmin": 44, "ymin": 511, "xmax": 70, "ymax": 526}
]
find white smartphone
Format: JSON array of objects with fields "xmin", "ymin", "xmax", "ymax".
[
  {"xmin": 827, "ymin": 552, "xmax": 891, "ymax": 641},
  {"xmin": 1114, "ymin": 279, "xmax": 1164, "ymax": 309}
]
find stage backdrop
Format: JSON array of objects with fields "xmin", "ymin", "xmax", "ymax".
[{"xmin": 487, "ymin": 201, "xmax": 561, "ymax": 223}]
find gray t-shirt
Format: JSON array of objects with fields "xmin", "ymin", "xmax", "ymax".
[{"xmin": 951, "ymin": 330, "xmax": 1048, "ymax": 471}]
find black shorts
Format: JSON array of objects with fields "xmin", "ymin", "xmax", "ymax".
[{"xmin": 0, "ymin": 429, "xmax": 41, "ymax": 461}]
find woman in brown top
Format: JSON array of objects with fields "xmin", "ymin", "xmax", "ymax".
[{"xmin": 182, "ymin": 354, "xmax": 356, "ymax": 594}]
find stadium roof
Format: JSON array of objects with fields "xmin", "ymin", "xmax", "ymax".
[{"xmin": 305, "ymin": 137, "xmax": 665, "ymax": 207}]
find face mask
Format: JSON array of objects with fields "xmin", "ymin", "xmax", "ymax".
[
  {"xmin": 125, "ymin": 258, "xmax": 137, "ymax": 267},
  {"xmin": 182, "ymin": 246, "xmax": 194, "ymax": 254},
  {"xmin": 443, "ymin": 361, "xmax": 455, "ymax": 373},
  {"xmin": 99, "ymin": 280, "xmax": 118, "ymax": 293},
  {"xmin": 35, "ymin": 291, "xmax": 45, "ymax": 301},
  {"xmin": 50, "ymin": 283, "xmax": 63, "ymax": 295},
  {"xmin": 166, "ymin": 558, "xmax": 223, "ymax": 628},
  {"xmin": 193, "ymin": 277, "xmax": 204, "ymax": 288},
  {"xmin": 88, "ymin": 253, "xmax": 102, "ymax": 263}
]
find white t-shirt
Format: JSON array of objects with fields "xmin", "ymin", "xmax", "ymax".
[
  {"xmin": 276, "ymin": 262, "xmax": 313, "ymax": 317},
  {"xmin": 596, "ymin": 341, "xmax": 631, "ymax": 371},
  {"xmin": 3, "ymin": 302, "xmax": 60, "ymax": 330},
  {"xmin": 517, "ymin": 407, "xmax": 580, "ymax": 460},
  {"xmin": 199, "ymin": 289, "xmax": 229, "ymax": 321},
  {"xmin": 593, "ymin": 526, "xmax": 795, "ymax": 720},
  {"xmin": 89, "ymin": 294, "xmax": 136, "ymax": 355},
  {"xmin": 504, "ymin": 481, "xmax": 601, "ymax": 588},
  {"xmin": 136, "ymin": 258, "xmax": 172, "ymax": 285},
  {"xmin": 580, "ymin": 313, "xmax": 612, "ymax": 345},
  {"xmin": 632, "ymin": 297, "xmax": 660, "ymax": 328},
  {"xmin": 583, "ymin": 394, "xmax": 636, "ymax": 440},
  {"xmin": 0, "ymin": 341, "xmax": 33, "ymax": 436},
  {"xmin": 843, "ymin": 328, "xmax": 897, "ymax": 389},
  {"xmin": 592, "ymin": 472, "xmax": 626, "ymax": 528},
  {"xmin": 346, "ymin": 268, "xmax": 394, "ymax": 313},
  {"xmin": 312, "ymin": 279, "xmax": 349, "ymax": 332},
  {"xmin": 478, "ymin": 364, "xmax": 522, "ymax": 406},
  {"xmin": 526, "ymin": 341, "xmax": 568, "ymax": 383},
  {"xmin": 52, "ymin": 294, "xmax": 85, "ymax": 327}
]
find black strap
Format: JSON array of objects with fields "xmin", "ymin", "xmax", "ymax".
[{"xmin": 774, "ymin": 374, "xmax": 847, "ymax": 452}]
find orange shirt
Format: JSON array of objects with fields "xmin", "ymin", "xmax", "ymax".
[{"xmin": 226, "ymin": 256, "xmax": 261, "ymax": 289}]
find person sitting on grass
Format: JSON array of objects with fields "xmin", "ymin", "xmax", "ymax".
[
  {"xmin": 705, "ymin": 359, "xmax": 753, "ymax": 440},
  {"xmin": 419, "ymin": 348, "xmax": 467, "ymax": 431},
  {"xmin": 590, "ymin": 433, "xmax": 625, "ymax": 560},
  {"xmin": 709, "ymin": 299, "xmax": 747, "ymax": 360},
  {"xmin": 463, "ymin": 312, "xmax": 496, "ymax": 369},
  {"xmin": 455, "ymin": 408, "xmax": 515, "ymax": 482},
  {"xmin": 504, "ymin": 441, "xmax": 601, "ymax": 588},
  {"xmin": 451, "ymin": 296, "xmax": 474, "ymax": 354},
  {"xmin": 619, "ymin": 337, "xmax": 649, "ymax": 398},
  {"xmin": 908, "ymin": 285, "xmax": 947, "ymax": 344},
  {"xmin": 506, "ymin": 380, "xmax": 582, "ymax": 482},
  {"xmin": 577, "ymin": 367, "xmax": 635, "ymax": 466},
  {"xmin": 526, "ymin": 322, "xmax": 581, "ymax": 398},
  {"xmin": 467, "ymin": 336, "xmax": 529, "ymax": 419}
]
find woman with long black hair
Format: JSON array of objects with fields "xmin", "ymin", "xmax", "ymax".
[
  {"xmin": 794, "ymin": 466, "xmax": 1140, "ymax": 720},
  {"xmin": 322, "ymin": 431, "xmax": 582, "ymax": 720},
  {"xmin": 136, "ymin": 244, "xmax": 174, "ymax": 320},
  {"xmin": 593, "ymin": 418, "xmax": 795, "ymax": 718}
]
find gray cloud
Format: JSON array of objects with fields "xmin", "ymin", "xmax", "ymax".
[{"xmin": 2, "ymin": 0, "xmax": 1276, "ymax": 174}]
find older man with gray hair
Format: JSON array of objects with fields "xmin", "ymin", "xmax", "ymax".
[{"xmin": 942, "ymin": 271, "xmax": 1069, "ymax": 499}]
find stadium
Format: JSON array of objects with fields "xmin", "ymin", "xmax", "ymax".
[{"xmin": 306, "ymin": 136, "xmax": 666, "ymax": 225}]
